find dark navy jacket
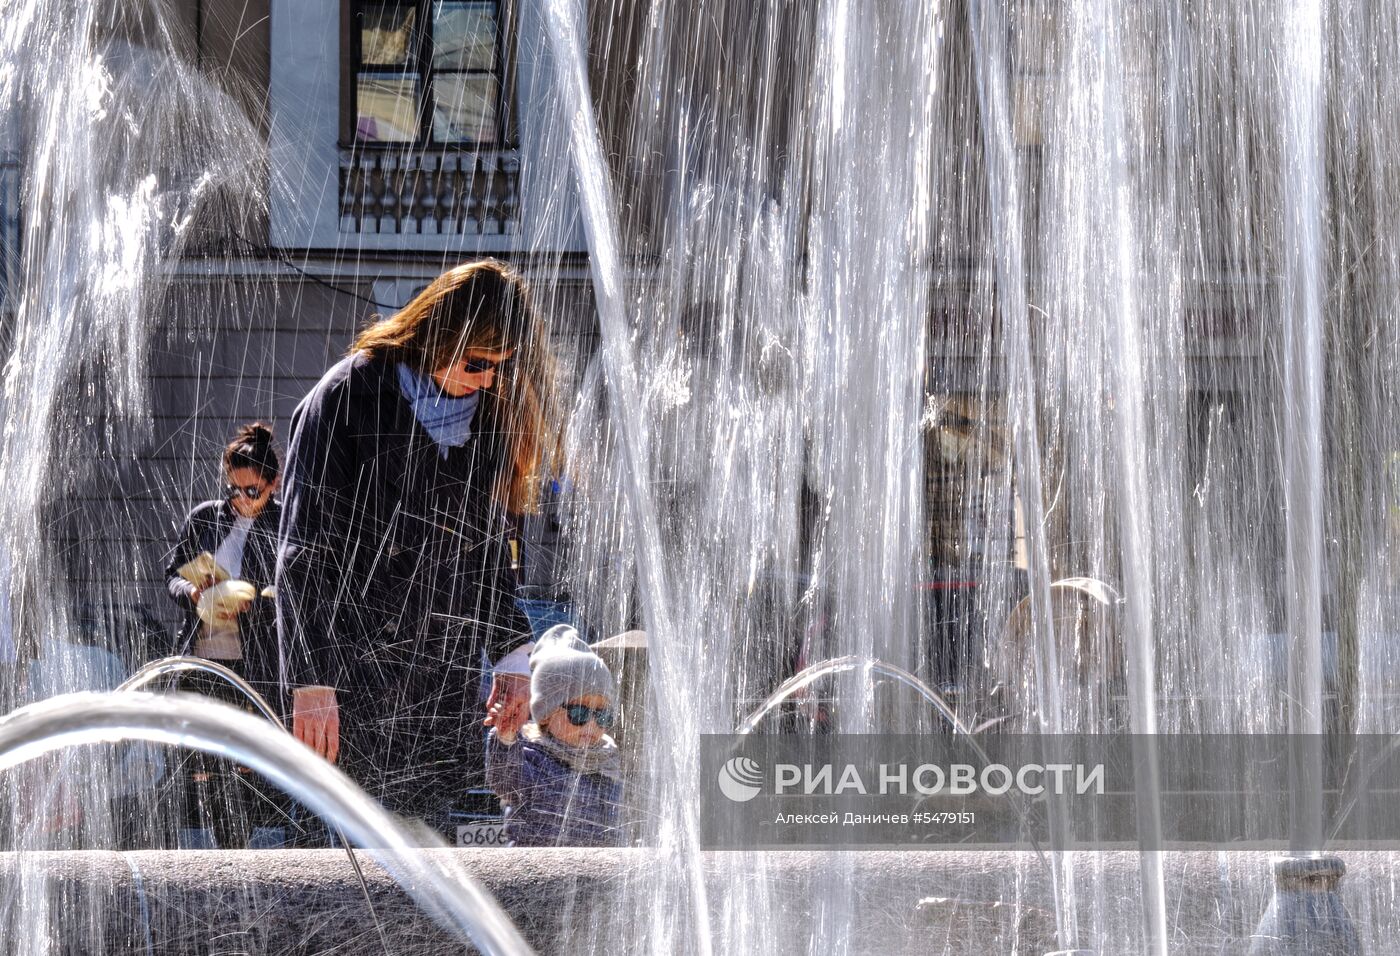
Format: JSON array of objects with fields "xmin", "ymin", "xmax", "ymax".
[
  {"xmin": 163, "ymin": 498, "xmax": 282, "ymax": 689},
  {"xmin": 485, "ymin": 728, "xmax": 624, "ymax": 847},
  {"xmin": 275, "ymin": 353, "xmax": 529, "ymax": 795}
]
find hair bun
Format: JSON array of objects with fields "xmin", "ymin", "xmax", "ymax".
[
  {"xmin": 225, "ymin": 422, "xmax": 281, "ymax": 480},
  {"xmin": 239, "ymin": 422, "xmax": 274, "ymax": 446}
]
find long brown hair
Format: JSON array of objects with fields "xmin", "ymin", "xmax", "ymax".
[{"xmin": 352, "ymin": 260, "xmax": 562, "ymax": 513}]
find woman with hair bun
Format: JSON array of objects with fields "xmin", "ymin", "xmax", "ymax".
[
  {"xmin": 162, "ymin": 421, "xmax": 284, "ymax": 846},
  {"xmin": 277, "ymin": 259, "xmax": 563, "ymax": 831},
  {"xmin": 165, "ymin": 422, "xmax": 283, "ymax": 692}
]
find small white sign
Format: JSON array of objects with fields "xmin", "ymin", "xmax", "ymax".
[{"xmin": 456, "ymin": 822, "xmax": 508, "ymax": 847}]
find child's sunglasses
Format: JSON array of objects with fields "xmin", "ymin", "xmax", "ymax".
[
  {"xmin": 226, "ymin": 483, "xmax": 267, "ymax": 500},
  {"xmin": 563, "ymin": 704, "xmax": 615, "ymax": 729}
]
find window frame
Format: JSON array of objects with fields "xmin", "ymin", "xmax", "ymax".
[{"xmin": 340, "ymin": 0, "xmax": 518, "ymax": 150}]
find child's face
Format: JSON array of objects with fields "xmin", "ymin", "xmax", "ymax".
[{"xmin": 543, "ymin": 693, "xmax": 613, "ymax": 748}]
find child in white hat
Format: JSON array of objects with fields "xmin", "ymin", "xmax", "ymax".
[{"xmin": 485, "ymin": 624, "xmax": 623, "ymax": 846}]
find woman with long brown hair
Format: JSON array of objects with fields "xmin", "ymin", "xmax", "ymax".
[{"xmin": 276, "ymin": 260, "xmax": 562, "ymax": 830}]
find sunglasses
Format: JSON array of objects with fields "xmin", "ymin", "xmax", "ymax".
[
  {"xmin": 462, "ymin": 355, "xmax": 510, "ymax": 374},
  {"xmin": 562, "ymin": 704, "xmax": 615, "ymax": 729},
  {"xmin": 226, "ymin": 483, "xmax": 267, "ymax": 500}
]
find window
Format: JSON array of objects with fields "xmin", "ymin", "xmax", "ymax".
[{"xmin": 349, "ymin": 1, "xmax": 510, "ymax": 146}]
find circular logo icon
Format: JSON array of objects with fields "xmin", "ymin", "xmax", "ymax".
[{"xmin": 717, "ymin": 755, "xmax": 764, "ymax": 803}]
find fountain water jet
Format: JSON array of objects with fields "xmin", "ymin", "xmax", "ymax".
[
  {"xmin": 117, "ymin": 657, "xmax": 391, "ymax": 950},
  {"xmin": 117, "ymin": 658, "xmax": 282, "ymax": 726},
  {"xmin": 966, "ymin": 1, "xmax": 1078, "ymax": 948},
  {"xmin": 0, "ymin": 691, "xmax": 533, "ymax": 956}
]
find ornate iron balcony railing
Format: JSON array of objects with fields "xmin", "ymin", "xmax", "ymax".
[{"xmin": 338, "ymin": 150, "xmax": 520, "ymax": 237}]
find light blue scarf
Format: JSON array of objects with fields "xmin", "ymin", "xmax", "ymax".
[{"xmin": 396, "ymin": 363, "xmax": 480, "ymax": 457}]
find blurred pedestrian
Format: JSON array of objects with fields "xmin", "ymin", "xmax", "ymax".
[{"xmin": 163, "ymin": 421, "xmax": 285, "ymax": 847}]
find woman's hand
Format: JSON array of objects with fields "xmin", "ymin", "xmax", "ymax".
[
  {"xmin": 186, "ymin": 573, "xmax": 213, "ymax": 608},
  {"xmin": 484, "ymin": 672, "xmax": 529, "ymax": 742},
  {"xmin": 292, "ymin": 685, "xmax": 340, "ymax": 764}
]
